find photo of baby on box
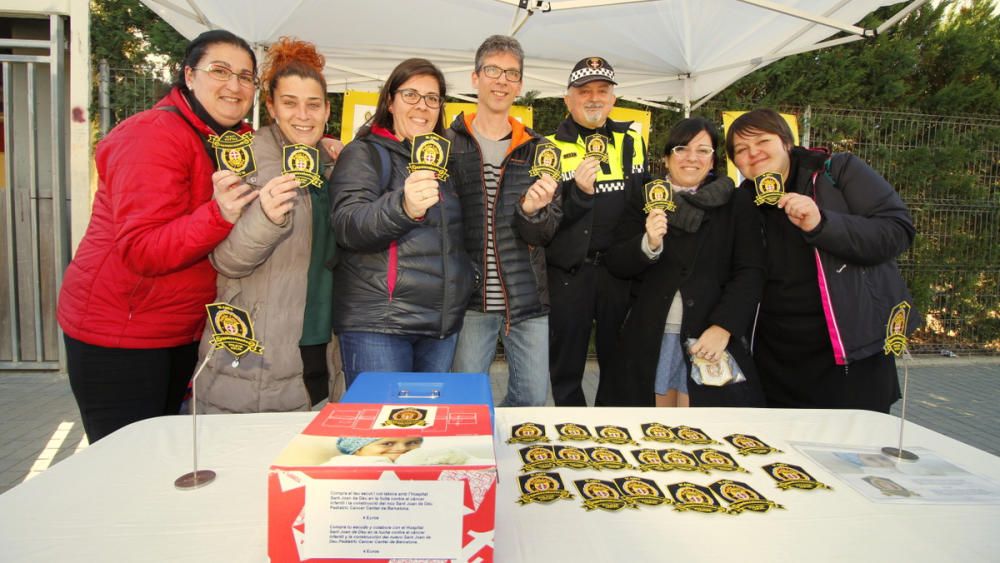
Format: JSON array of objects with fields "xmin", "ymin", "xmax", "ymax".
[{"xmin": 272, "ymin": 434, "xmax": 494, "ymax": 467}]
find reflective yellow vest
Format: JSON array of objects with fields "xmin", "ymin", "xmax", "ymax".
[{"xmin": 545, "ymin": 125, "xmax": 646, "ymax": 194}]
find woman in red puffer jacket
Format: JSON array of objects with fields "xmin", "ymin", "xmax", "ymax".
[{"xmin": 57, "ymin": 30, "xmax": 260, "ymax": 442}]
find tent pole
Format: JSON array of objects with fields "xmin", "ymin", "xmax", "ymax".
[
  {"xmin": 683, "ymin": 75, "xmax": 691, "ymax": 118},
  {"xmin": 252, "ymin": 43, "xmax": 265, "ymax": 130}
]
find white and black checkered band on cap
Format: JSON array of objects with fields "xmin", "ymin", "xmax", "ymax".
[{"xmin": 567, "ymin": 57, "xmax": 617, "ymax": 88}]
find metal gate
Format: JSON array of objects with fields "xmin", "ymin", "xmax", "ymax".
[{"xmin": 0, "ymin": 14, "xmax": 69, "ymax": 370}]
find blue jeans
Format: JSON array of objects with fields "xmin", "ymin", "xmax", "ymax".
[
  {"xmin": 339, "ymin": 332, "xmax": 458, "ymax": 389},
  {"xmin": 452, "ymin": 311, "xmax": 549, "ymax": 407}
]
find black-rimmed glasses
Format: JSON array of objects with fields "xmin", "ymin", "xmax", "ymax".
[
  {"xmin": 396, "ymin": 88, "xmax": 443, "ymax": 109},
  {"xmin": 479, "ymin": 65, "xmax": 523, "ymax": 82}
]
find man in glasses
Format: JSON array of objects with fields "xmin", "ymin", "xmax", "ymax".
[
  {"xmin": 448, "ymin": 35, "xmax": 561, "ymax": 407},
  {"xmin": 545, "ymin": 57, "xmax": 649, "ymax": 406}
]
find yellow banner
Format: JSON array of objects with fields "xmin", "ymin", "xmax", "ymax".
[
  {"xmin": 609, "ymin": 107, "xmax": 652, "ymax": 150},
  {"xmin": 341, "ymin": 90, "xmax": 533, "ymax": 143},
  {"xmin": 722, "ymin": 111, "xmax": 799, "ymax": 185}
]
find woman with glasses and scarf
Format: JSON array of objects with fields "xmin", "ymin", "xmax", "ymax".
[
  {"xmin": 329, "ymin": 58, "xmax": 475, "ymax": 387},
  {"xmin": 57, "ymin": 30, "xmax": 260, "ymax": 441},
  {"xmin": 604, "ymin": 118, "xmax": 766, "ymax": 407}
]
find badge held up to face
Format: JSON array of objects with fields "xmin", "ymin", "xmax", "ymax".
[
  {"xmin": 409, "ymin": 132, "xmax": 450, "ymax": 180},
  {"xmin": 753, "ymin": 172, "xmax": 785, "ymax": 206},
  {"xmin": 209, "ymin": 131, "xmax": 256, "ymax": 177},
  {"xmin": 282, "ymin": 144, "xmax": 323, "ymax": 188},
  {"xmin": 584, "ymin": 133, "xmax": 609, "ymax": 163},
  {"xmin": 205, "ymin": 302, "xmax": 264, "ymax": 366},
  {"xmin": 643, "ymin": 179, "xmax": 677, "ymax": 213},
  {"xmin": 529, "ymin": 142, "xmax": 561, "ymax": 178}
]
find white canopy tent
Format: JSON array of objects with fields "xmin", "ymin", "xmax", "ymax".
[{"xmin": 141, "ymin": 0, "xmax": 928, "ymax": 113}]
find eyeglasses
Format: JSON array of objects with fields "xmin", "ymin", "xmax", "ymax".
[
  {"xmin": 670, "ymin": 145, "xmax": 714, "ymax": 159},
  {"xmin": 396, "ymin": 88, "xmax": 443, "ymax": 109},
  {"xmin": 192, "ymin": 64, "xmax": 258, "ymax": 88},
  {"xmin": 478, "ymin": 65, "xmax": 523, "ymax": 83}
]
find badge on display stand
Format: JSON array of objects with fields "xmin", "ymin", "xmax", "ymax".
[
  {"xmin": 640, "ymin": 422, "xmax": 677, "ymax": 443},
  {"xmin": 282, "ymin": 144, "xmax": 323, "ymax": 188},
  {"xmin": 584, "ymin": 133, "xmax": 609, "ymax": 163},
  {"xmin": 517, "ymin": 472, "xmax": 574, "ymax": 505},
  {"xmin": 882, "ymin": 300, "xmax": 919, "ymax": 461},
  {"xmin": 529, "ymin": 142, "xmax": 561, "ymax": 178},
  {"xmin": 519, "ymin": 445, "xmax": 559, "ymax": 472},
  {"xmin": 884, "ymin": 301, "xmax": 911, "ymax": 357},
  {"xmin": 585, "ymin": 447, "xmax": 634, "ymax": 471},
  {"xmin": 723, "ymin": 434, "xmax": 783, "ymax": 456},
  {"xmin": 614, "ymin": 476, "xmax": 670, "ymax": 507},
  {"xmin": 643, "ymin": 179, "xmax": 677, "ymax": 213},
  {"xmin": 632, "ymin": 448, "xmax": 670, "ymax": 472},
  {"xmin": 753, "ymin": 172, "xmax": 785, "ymax": 206},
  {"xmin": 762, "ymin": 462, "xmax": 832, "ymax": 491},
  {"xmin": 508, "ymin": 422, "xmax": 550, "ymax": 444},
  {"xmin": 574, "ymin": 479, "xmax": 635, "ymax": 512},
  {"xmin": 671, "ymin": 426, "xmax": 720, "ymax": 446},
  {"xmin": 595, "ymin": 425, "xmax": 639, "ymax": 446},
  {"xmin": 709, "ymin": 480, "xmax": 784, "ymax": 514},
  {"xmin": 666, "ymin": 482, "xmax": 728, "ymax": 514},
  {"xmin": 409, "ymin": 132, "xmax": 450, "ymax": 180},
  {"xmin": 209, "ymin": 131, "xmax": 256, "ymax": 177},
  {"xmin": 693, "ymin": 448, "xmax": 748, "ymax": 473},
  {"xmin": 205, "ymin": 302, "xmax": 264, "ymax": 367},
  {"xmin": 553, "ymin": 445, "xmax": 591, "ymax": 470},
  {"xmin": 555, "ymin": 422, "xmax": 594, "ymax": 442}
]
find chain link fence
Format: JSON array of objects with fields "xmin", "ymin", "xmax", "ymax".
[{"xmin": 98, "ymin": 66, "xmax": 999, "ymax": 354}]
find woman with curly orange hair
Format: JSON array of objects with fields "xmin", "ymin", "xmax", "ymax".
[{"xmin": 195, "ymin": 37, "xmax": 344, "ymax": 412}]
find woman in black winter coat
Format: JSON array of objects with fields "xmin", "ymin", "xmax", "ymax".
[
  {"xmin": 604, "ymin": 118, "xmax": 766, "ymax": 407},
  {"xmin": 330, "ymin": 58, "xmax": 475, "ymax": 387},
  {"xmin": 726, "ymin": 108, "xmax": 917, "ymax": 413}
]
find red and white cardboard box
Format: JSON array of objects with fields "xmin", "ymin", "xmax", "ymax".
[{"xmin": 268, "ymin": 403, "xmax": 496, "ymax": 562}]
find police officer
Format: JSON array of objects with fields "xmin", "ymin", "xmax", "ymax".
[{"xmin": 546, "ymin": 57, "xmax": 648, "ymax": 406}]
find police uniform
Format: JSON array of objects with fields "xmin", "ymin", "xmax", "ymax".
[{"xmin": 545, "ymin": 57, "xmax": 648, "ymax": 406}]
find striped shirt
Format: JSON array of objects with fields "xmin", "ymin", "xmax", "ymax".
[{"xmin": 473, "ymin": 129, "xmax": 511, "ymax": 312}]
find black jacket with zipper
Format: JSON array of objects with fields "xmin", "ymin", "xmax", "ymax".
[
  {"xmin": 447, "ymin": 113, "xmax": 562, "ymax": 326},
  {"xmin": 329, "ymin": 128, "xmax": 475, "ymax": 338}
]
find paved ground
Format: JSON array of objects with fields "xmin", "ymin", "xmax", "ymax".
[{"xmin": 2, "ymin": 356, "xmax": 997, "ymax": 494}]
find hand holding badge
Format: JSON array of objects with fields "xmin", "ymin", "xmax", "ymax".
[
  {"xmin": 529, "ymin": 142, "xmax": 561, "ymax": 179},
  {"xmin": 282, "ymin": 144, "xmax": 323, "ymax": 188},
  {"xmin": 584, "ymin": 133, "xmax": 609, "ymax": 163},
  {"xmin": 209, "ymin": 131, "xmax": 256, "ymax": 177},
  {"xmin": 753, "ymin": 172, "xmax": 785, "ymax": 206},
  {"xmin": 643, "ymin": 179, "xmax": 677, "ymax": 213},
  {"xmin": 409, "ymin": 132, "xmax": 450, "ymax": 180}
]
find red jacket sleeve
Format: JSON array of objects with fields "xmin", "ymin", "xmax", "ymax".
[{"xmin": 101, "ymin": 112, "xmax": 234, "ymax": 277}]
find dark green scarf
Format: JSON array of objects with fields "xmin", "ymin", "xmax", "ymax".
[{"xmin": 299, "ymin": 173, "xmax": 336, "ymax": 346}]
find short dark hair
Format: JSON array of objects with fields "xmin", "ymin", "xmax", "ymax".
[
  {"xmin": 474, "ymin": 35, "xmax": 524, "ymax": 72},
  {"xmin": 663, "ymin": 117, "xmax": 721, "ymax": 170},
  {"xmin": 172, "ymin": 30, "xmax": 257, "ymax": 92},
  {"xmin": 363, "ymin": 58, "xmax": 447, "ymax": 138},
  {"xmin": 725, "ymin": 108, "xmax": 795, "ymax": 159}
]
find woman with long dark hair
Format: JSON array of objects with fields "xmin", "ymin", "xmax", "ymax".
[{"xmin": 330, "ymin": 58, "xmax": 475, "ymax": 386}]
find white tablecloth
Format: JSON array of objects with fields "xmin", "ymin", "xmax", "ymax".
[{"xmin": 1, "ymin": 408, "xmax": 997, "ymax": 562}]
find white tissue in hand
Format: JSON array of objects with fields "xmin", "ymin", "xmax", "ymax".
[{"xmin": 396, "ymin": 447, "xmax": 470, "ymax": 466}]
